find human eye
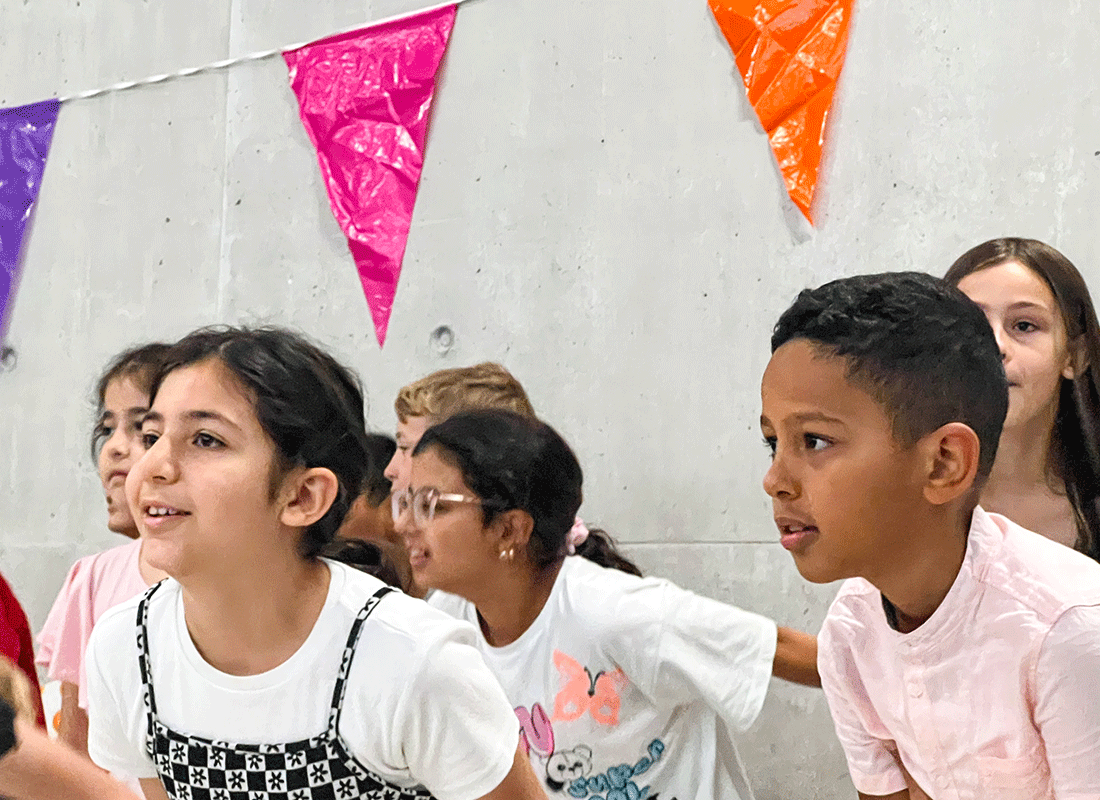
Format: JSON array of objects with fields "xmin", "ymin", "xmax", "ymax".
[
  {"xmin": 193, "ymin": 431, "xmax": 225, "ymax": 449},
  {"xmin": 804, "ymin": 433, "xmax": 831, "ymax": 452},
  {"xmin": 761, "ymin": 436, "xmax": 777, "ymax": 458},
  {"xmin": 94, "ymin": 421, "xmax": 115, "ymax": 440},
  {"xmin": 141, "ymin": 431, "xmax": 160, "ymax": 449}
]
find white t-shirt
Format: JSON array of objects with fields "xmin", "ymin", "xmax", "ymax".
[
  {"xmin": 86, "ymin": 560, "xmax": 518, "ymax": 800},
  {"xmin": 429, "ymin": 557, "xmax": 778, "ymax": 800}
]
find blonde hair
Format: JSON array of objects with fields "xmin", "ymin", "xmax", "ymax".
[
  {"xmin": 394, "ymin": 362, "xmax": 535, "ymax": 423},
  {"xmin": 0, "ymin": 656, "xmax": 35, "ymax": 722}
]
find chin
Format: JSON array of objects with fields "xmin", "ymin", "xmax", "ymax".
[{"xmin": 791, "ymin": 555, "xmax": 845, "ymax": 585}]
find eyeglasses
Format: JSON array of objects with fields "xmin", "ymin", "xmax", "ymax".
[{"xmin": 391, "ymin": 487, "xmax": 487, "ymax": 527}]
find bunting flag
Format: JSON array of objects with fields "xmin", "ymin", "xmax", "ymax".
[
  {"xmin": 0, "ymin": 99, "xmax": 60, "ymax": 340},
  {"xmin": 710, "ymin": 0, "xmax": 853, "ymax": 223},
  {"xmin": 285, "ymin": 5, "xmax": 457, "ymax": 347}
]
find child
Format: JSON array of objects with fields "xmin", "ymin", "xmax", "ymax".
[
  {"xmin": 338, "ymin": 432, "xmax": 400, "ymax": 545},
  {"xmin": 946, "ymin": 237, "xmax": 1100, "ymax": 560},
  {"xmin": 85, "ymin": 326, "xmax": 544, "ymax": 800},
  {"xmin": 400, "ymin": 409, "xmax": 819, "ymax": 800},
  {"xmin": 386, "ymin": 362, "xmax": 535, "ymax": 492},
  {"xmin": 762, "ymin": 271, "xmax": 1100, "ymax": 798},
  {"xmin": 385, "ymin": 363, "xmax": 536, "ymax": 596},
  {"xmin": 0, "ymin": 656, "xmax": 142, "ymax": 800},
  {"xmin": 0, "ymin": 574, "xmax": 44, "ymax": 728},
  {"xmin": 37, "ymin": 342, "xmax": 171, "ymax": 753}
]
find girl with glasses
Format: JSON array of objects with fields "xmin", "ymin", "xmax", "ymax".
[
  {"xmin": 83, "ymin": 326, "xmax": 545, "ymax": 800},
  {"xmin": 399, "ymin": 409, "xmax": 818, "ymax": 800}
]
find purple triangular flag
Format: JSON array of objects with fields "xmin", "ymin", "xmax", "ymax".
[{"xmin": 1, "ymin": 98, "xmax": 60, "ymax": 341}]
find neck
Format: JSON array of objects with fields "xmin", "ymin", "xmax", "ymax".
[
  {"xmin": 985, "ymin": 410, "xmax": 1059, "ymax": 495},
  {"xmin": 869, "ymin": 507, "xmax": 970, "ymax": 634},
  {"xmin": 473, "ymin": 560, "xmax": 563, "ymax": 647},
  {"xmin": 179, "ymin": 557, "xmax": 330, "ymax": 675}
]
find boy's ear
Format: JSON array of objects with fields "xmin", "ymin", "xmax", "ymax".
[
  {"xmin": 920, "ymin": 422, "xmax": 981, "ymax": 506},
  {"xmin": 279, "ymin": 467, "xmax": 340, "ymax": 528},
  {"xmin": 492, "ymin": 509, "xmax": 535, "ymax": 557}
]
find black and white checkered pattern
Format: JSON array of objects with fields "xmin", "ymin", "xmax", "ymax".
[{"xmin": 136, "ymin": 583, "xmax": 434, "ymax": 800}]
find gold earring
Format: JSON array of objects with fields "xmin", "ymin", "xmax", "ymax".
[
  {"xmin": 507, "ymin": 548, "xmax": 515, "ymax": 560},
  {"xmin": 499, "ymin": 550, "xmax": 508, "ymax": 561}
]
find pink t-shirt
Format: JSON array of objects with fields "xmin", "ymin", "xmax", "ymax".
[
  {"xmin": 819, "ymin": 507, "xmax": 1100, "ymax": 800},
  {"xmin": 36, "ymin": 538, "xmax": 149, "ymax": 709}
]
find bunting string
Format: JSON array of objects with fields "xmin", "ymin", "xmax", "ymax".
[{"xmin": 57, "ymin": 0, "xmax": 474, "ymax": 103}]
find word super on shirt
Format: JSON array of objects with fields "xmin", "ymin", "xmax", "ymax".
[{"xmin": 430, "ymin": 557, "xmax": 778, "ymax": 800}]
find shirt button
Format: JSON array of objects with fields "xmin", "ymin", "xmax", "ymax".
[
  {"xmin": 907, "ymin": 682, "xmax": 923, "ymax": 698},
  {"xmin": 937, "ymin": 774, "xmax": 949, "ymax": 790}
]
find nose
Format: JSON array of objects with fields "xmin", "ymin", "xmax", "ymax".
[
  {"xmin": 762, "ymin": 448, "xmax": 799, "ymax": 500},
  {"xmin": 987, "ymin": 319, "xmax": 1009, "ymax": 362},
  {"xmin": 138, "ymin": 435, "xmax": 179, "ymax": 485},
  {"xmin": 103, "ymin": 427, "xmax": 130, "ymax": 460},
  {"xmin": 383, "ymin": 450, "xmax": 403, "ymax": 488}
]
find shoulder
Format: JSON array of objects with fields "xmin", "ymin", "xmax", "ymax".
[
  {"xmin": 975, "ymin": 510, "xmax": 1100, "ymax": 619},
  {"xmin": 88, "ymin": 580, "xmax": 173, "ymax": 657},
  {"xmin": 819, "ymin": 579, "xmax": 881, "ymax": 647},
  {"xmin": 330, "ymin": 563, "xmax": 481, "ymax": 665},
  {"xmin": 50, "ymin": 540, "xmax": 142, "ymax": 606}
]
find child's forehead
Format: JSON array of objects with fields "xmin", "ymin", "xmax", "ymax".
[{"xmin": 762, "ymin": 340, "xmax": 886, "ymax": 422}]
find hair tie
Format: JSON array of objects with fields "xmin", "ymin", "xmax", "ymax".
[{"xmin": 566, "ymin": 518, "xmax": 590, "ymax": 555}]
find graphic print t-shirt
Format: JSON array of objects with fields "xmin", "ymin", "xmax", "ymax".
[{"xmin": 429, "ymin": 557, "xmax": 778, "ymax": 800}]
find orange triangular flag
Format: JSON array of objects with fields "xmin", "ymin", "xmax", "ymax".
[{"xmin": 710, "ymin": 0, "xmax": 853, "ymax": 223}]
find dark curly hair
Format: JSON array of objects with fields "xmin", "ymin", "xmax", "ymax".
[{"xmin": 772, "ymin": 271, "xmax": 1008, "ymax": 479}]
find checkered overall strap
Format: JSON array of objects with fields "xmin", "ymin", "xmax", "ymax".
[
  {"xmin": 137, "ymin": 580, "xmax": 167, "ymax": 759},
  {"xmin": 324, "ymin": 587, "xmax": 394, "ymax": 737}
]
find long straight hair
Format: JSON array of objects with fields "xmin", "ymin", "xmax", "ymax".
[{"xmin": 946, "ymin": 238, "xmax": 1100, "ymax": 561}]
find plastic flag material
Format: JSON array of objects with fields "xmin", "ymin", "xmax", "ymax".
[
  {"xmin": 285, "ymin": 5, "xmax": 457, "ymax": 347},
  {"xmin": 0, "ymin": 99, "xmax": 59, "ymax": 341},
  {"xmin": 710, "ymin": 0, "xmax": 853, "ymax": 223}
]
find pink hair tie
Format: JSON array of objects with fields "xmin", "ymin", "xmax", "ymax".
[{"xmin": 566, "ymin": 518, "xmax": 590, "ymax": 555}]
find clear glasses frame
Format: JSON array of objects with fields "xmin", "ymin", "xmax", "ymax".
[{"xmin": 391, "ymin": 486, "xmax": 484, "ymax": 527}]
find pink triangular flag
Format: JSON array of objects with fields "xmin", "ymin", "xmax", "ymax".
[{"xmin": 285, "ymin": 5, "xmax": 457, "ymax": 347}]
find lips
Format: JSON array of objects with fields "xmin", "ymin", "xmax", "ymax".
[
  {"xmin": 406, "ymin": 545, "xmax": 429, "ymax": 571},
  {"xmin": 141, "ymin": 502, "xmax": 191, "ymax": 528},
  {"xmin": 774, "ymin": 515, "xmax": 819, "ymax": 552},
  {"xmin": 104, "ymin": 470, "xmax": 128, "ymax": 486}
]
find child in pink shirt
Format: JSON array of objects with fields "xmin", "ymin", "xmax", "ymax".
[
  {"xmin": 36, "ymin": 343, "xmax": 169, "ymax": 753},
  {"xmin": 760, "ymin": 271, "xmax": 1100, "ymax": 799}
]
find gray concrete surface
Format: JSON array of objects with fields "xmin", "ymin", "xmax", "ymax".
[{"xmin": 3, "ymin": 0, "xmax": 1099, "ymax": 796}]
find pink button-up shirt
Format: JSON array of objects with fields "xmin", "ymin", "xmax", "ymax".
[{"xmin": 819, "ymin": 507, "xmax": 1100, "ymax": 799}]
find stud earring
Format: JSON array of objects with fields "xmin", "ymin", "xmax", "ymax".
[{"xmin": 499, "ymin": 550, "xmax": 508, "ymax": 561}]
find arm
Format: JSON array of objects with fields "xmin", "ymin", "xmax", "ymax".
[
  {"xmin": 57, "ymin": 681, "xmax": 90, "ymax": 755},
  {"xmin": 140, "ymin": 778, "xmax": 170, "ymax": 800},
  {"xmin": 858, "ymin": 793, "xmax": 909, "ymax": 800},
  {"xmin": 475, "ymin": 744, "xmax": 547, "ymax": 800},
  {"xmin": 0, "ymin": 717, "xmax": 142, "ymax": 800},
  {"xmin": 772, "ymin": 626, "xmax": 820, "ymax": 687},
  {"xmin": 1032, "ymin": 606, "xmax": 1100, "ymax": 796}
]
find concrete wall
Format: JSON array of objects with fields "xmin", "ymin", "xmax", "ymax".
[{"xmin": 3, "ymin": 0, "xmax": 1099, "ymax": 796}]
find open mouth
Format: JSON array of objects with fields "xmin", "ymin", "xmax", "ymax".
[
  {"xmin": 775, "ymin": 517, "xmax": 819, "ymax": 551},
  {"xmin": 143, "ymin": 504, "xmax": 191, "ymax": 524}
]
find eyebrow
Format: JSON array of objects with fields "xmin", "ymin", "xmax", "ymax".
[
  {"xmin": 140, "ymin": 410, "xmax": 242, "ymax": 431},
  {"xmin": 760, "ymin": 411, "xmax": 848, "ymax": 427},
  {"xmin": 973, "ymin": 300, "xmax": 1052, "ymax": 314}
]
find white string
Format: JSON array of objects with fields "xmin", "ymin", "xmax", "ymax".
[{"xmin": 56, "ymin": 0, "xmax": 474, "ymax": 103}]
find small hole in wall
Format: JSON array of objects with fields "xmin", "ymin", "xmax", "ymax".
[
  {"xmin": 430, "ymin": 325, "xmax": 455, "ymax": 356},
  {"xmin": 0, "ymin": 346, "xmax": 17, "ymax": 373}
]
